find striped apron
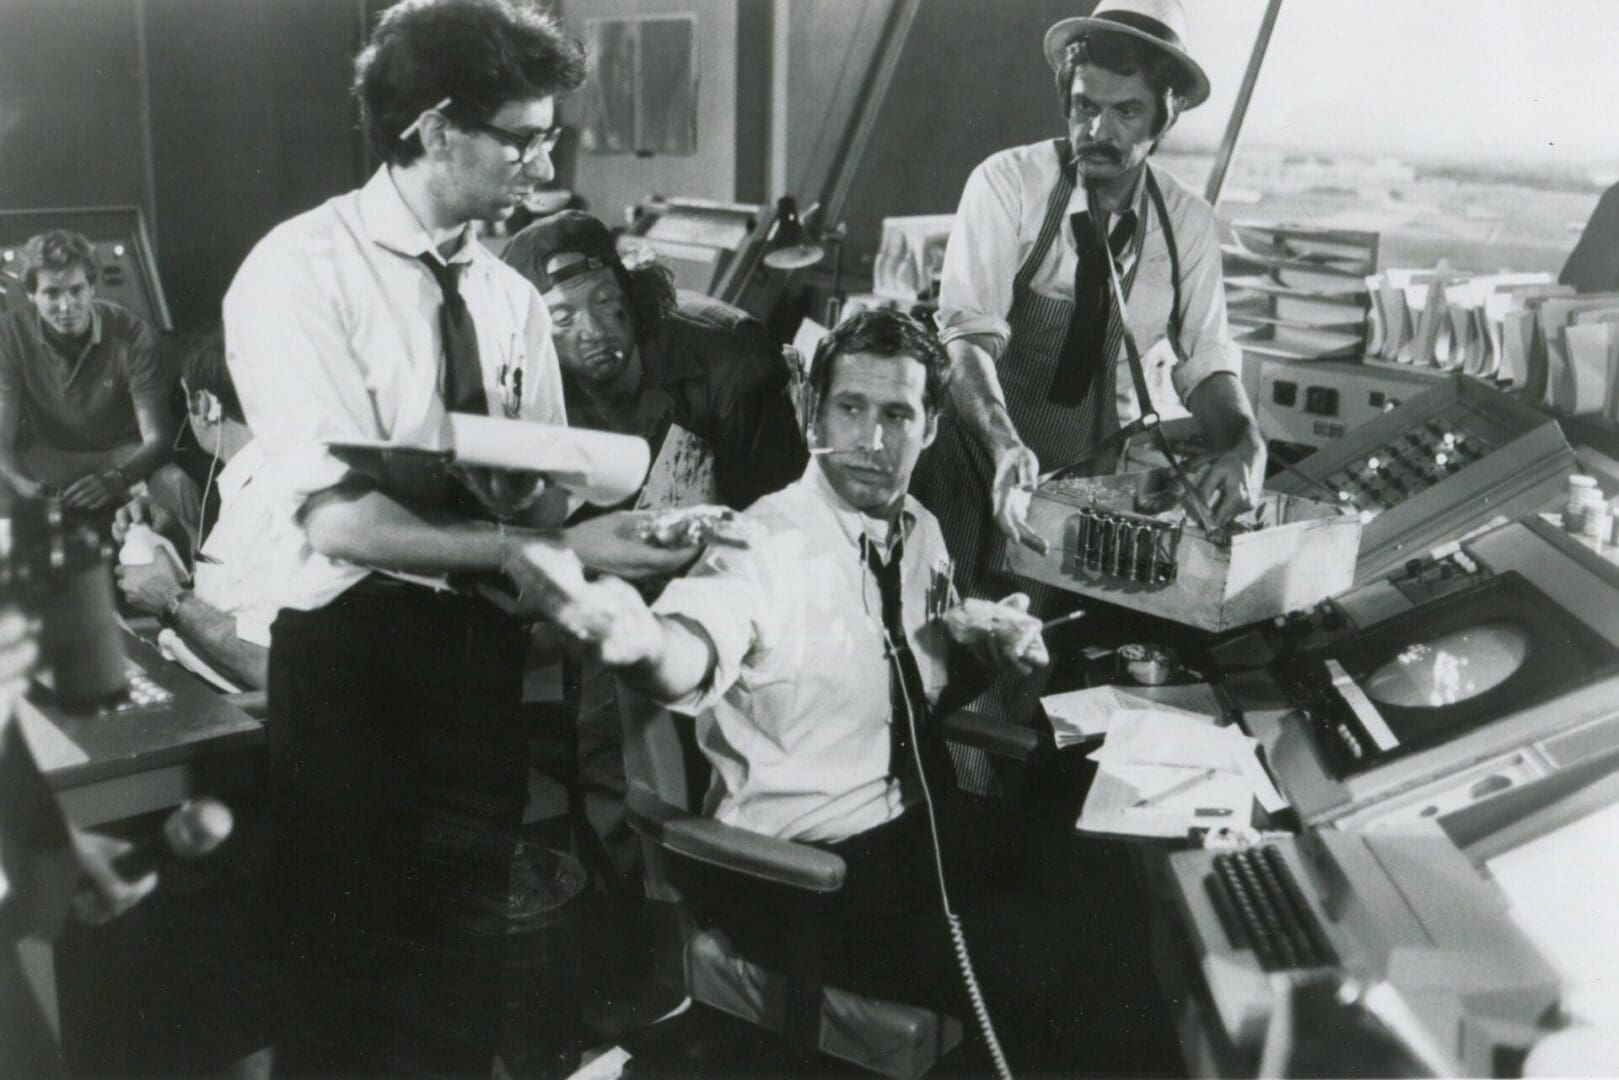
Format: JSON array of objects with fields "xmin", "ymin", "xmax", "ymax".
[{"xmin": 912, "ymin": 139, "xmax": 1150, "ymax": 609}]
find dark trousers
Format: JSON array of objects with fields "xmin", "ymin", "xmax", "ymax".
[
  {"xmin": 692, "ymin": 798, "xmax": 1001, "ymax": 1050},
  {"xmin": 268, "ymin": 582, "xmax": 529, "ymax": 1078},
  {"xmin": 693, "ymin": 778, "xmax": 1183, "ymax": 1077}
]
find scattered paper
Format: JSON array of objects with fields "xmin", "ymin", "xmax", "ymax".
[
  {"xmin": 157, "ymin": 628, "xmax": 245, "ymax": 695},
  {"xmin": 1076, "ymin": 710, "xmax": 1285, "ymax": 838},
  {"xmin": 1486, "ymin": 799, "xmax": 1619, "ymax": 1026},
  {"xmin": 1042, "ymin": 681, "xmax": 1220, "ymax": 745}
]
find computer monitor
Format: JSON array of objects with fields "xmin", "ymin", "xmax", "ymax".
[{"xmin": 1271, "ymin": 570, "xmax": 1619, "ymax": 779}]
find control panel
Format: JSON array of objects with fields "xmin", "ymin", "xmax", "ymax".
[
  {"xmin": 1250, "ymin": 356, "xmax": 1446, "ymax": 452},
  {"xmin": 1269, "ymin": 374, "xmax": 1577, "ymax": 584}
]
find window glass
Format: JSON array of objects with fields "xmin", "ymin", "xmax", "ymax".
[{"xmin": 1158, "ymin": 0, "xmax": 1619, "ymax": 274}]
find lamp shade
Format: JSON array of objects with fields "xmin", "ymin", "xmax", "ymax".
[{"xmin": 761, "ymin": 196, "xmax": 827, "ymax": 271}]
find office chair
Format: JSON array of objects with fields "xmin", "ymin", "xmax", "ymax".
[{"xmin": 617, "ymin": 682, "xmax": 1047, "ymax": 1079}]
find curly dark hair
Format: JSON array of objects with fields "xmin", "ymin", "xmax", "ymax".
[
  {"xmin": 355, "ymin": 0, "xmax": 586, "ymax": 166},
  {"xmin": 20, "ymin": 230, "xmax": 98, "ymax": 293},
  {"xmin": 810, "ymin": 308, "xmax": 953, "ymax": 418},
  {"xmin": 1055, "ymin": 30, "xmax": 1186, "ymax": 135},
  {"xmin": 620, "ymin": 261, "xmax": 678, "ymax": 342}
]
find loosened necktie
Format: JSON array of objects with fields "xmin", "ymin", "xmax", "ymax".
[
  {"xmin": 416, "ymin": 253, "xmax": 490, "ymax": 415},
  {"xmin": 863, "ymin": 534, "xmax": 929, "ymax": 791},
  {"xmin": 1047, "ymin": 208, "xmax": 1136, "ymax": 407}
]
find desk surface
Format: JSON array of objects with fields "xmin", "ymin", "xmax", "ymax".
[{"xmin": 22, "ymin": 629, "xmax": 262, "ymax": 792}]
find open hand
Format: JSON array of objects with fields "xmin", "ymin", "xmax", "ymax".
[
  {"xmin": 565, "ymin": 509, "xmax": 746, "ymax": 581},
  {"xmin": 992, "ymin": 444, "xmax": 1048, "ymax": 554},
  {"xmin": 1189, "ymin": 433, "xmax": 1266, "ymax": 526},
  {"xmin": 61, "ymin": 469, "xmax": 126, "ymax": 511},
  {"xmin": 503, "ymin": 539, "xmax": 663, "ymax": 666}
]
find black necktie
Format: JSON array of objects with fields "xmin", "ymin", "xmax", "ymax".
[
  {"xmin": 416, "ymin": 253, "xmax": 490, "ymax": 415},
  {"xmin": 1048, "ymin": 208, "xmax": 1136, "ymax": 406},
  {"xmin": 863, "ymin": 534, "xmax": 930, "ymax": 789}
]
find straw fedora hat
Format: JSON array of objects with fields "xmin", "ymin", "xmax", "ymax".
[{"xmin": 1043, "ymin": 0, "xmax": 1210, "ymax": 109}]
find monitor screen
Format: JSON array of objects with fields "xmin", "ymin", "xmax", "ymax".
[
  {"xmin": 1363, "ymin": 619, "xmax": 1530, "ymax": 709},
  {"xmin": 1275, "ymin": 572, "xmax": 1619, "ymax": 777}
]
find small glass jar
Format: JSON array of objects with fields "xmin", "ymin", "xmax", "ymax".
[{"xmin": 1565, "ymin": 475, "xmax": 1602, "ymax": 534}]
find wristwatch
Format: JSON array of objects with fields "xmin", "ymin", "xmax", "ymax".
[{"xmin": 160, "ymin": 590, "xmax": 190, "ymax": 628}]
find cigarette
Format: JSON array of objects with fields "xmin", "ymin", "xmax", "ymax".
[{"xmin": 1039, "ymin": 609, "xmax": 1088, "ymax": 631}]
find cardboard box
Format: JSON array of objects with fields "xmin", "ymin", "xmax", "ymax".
[{"xmin": 1005, "ymin": 470, "xmax": 1360, "ymax": 632}]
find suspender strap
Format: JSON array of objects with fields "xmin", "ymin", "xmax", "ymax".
[
  {"xmin": 1013, "ymin": 139, "xmax": 1077, "ymax": 295},
  {"xmin": 1146, "ymin": 169, "xmax": 1188, "ymax": 364},
  {"xmin": 1087, "ymin": 171, "xmax": 1227, "ymax": 543}
]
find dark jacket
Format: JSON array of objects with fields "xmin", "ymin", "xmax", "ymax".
[
  {"xmin": 1562, "ymin": 182, "xmax": 1619, "ymax": 295},
  {"xmin": 565, "ymin": 292, "xmax": 807, "ymax": 510}
]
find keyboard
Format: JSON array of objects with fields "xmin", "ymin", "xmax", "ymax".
[{"xmin": 1208, "ymin": 846, "xmax": 1339, "ymax": 971}]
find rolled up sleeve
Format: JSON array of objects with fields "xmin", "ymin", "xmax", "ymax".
[
  {"xmin": 652, "ymin": 542, "xmax": 777, "ymax": 715},
  {"xmin": 1167, "ymin": 202, "xmax": 1244, "ymax": 401},
  {"xmin": 937, "ymin": 156, "xmax": 1027, "ymax": 358},
  {"xmin": 223, "ymin": 238, "xmax": 376, "ymax": 506}
]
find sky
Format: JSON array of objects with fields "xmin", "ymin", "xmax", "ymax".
[{"xmin": 1165, "ymin": 0, "xmax": 1619, "ymax": 169}]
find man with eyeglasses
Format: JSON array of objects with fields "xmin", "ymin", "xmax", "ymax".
[{"xmin": 222, "ymin": 1, "xmax": 697, "ymax": 1073}]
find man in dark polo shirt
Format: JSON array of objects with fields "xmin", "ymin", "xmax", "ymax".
[{"xmin": 0, "ymin": 230, "xmax": 183, "ymax": 513}]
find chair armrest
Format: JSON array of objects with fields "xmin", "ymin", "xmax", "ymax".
[
  {"xmin": 224, "ymin": 689, "xmax": 269, "ymax": 719},
  {"xmin": 625, "ymin": 784, "xmax": 846, "ymax": 893},
  {"xmin": 940, "ymin": 708, "xmax": 1050, "ymax": 762}
]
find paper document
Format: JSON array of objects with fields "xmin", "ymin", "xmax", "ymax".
[
  {"xmin": 157, "ymin": 628, "xmax": 244, "ymax": 695},
  {"xmin": 448, "ymin": 415, "xmax": 649, "ymax": 505},
  {"xmin": 327, "ymin": 416, "xmax": 650, "ymax": 508},
  {"xmin": 636, "ymin": 423, "xmax": 717, "ymax": 510},
  {"xmin": 1042, "ymin": 681, "xmax": 1221, "ymax": 745},
  {"xmin": 1486, "ymin": 799, "xmax": 1619, "ymax": 1025},
  {"xmin": 1076, "ymin": 711, "xmax": 1286, "ymax": 838}
]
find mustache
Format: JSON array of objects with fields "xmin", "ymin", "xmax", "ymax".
[{"xmin": 1075, "ymin": 144, "xmax": 1122, "ymax": 163}]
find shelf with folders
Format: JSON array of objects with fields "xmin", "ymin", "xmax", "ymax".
[{"xmin": 1222, "ymin": 222, "xmax": 1379, "ymax": 362}]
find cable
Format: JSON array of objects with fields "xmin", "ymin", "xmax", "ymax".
[
  {"xmin": 881, "ymin": 620, "xmax": 1014, "ymax": 1080},
  {"xmin": 191, "ymin": 438, "xmax": 222, "ymax": 570}
]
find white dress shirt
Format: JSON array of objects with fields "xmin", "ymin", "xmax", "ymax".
[
  {"xmin": 222, "ymin": 166, "xmax": 567, "ymax": 612},
  {"xmin": 653, "ymin": 461, "xmax": 954, "ymax": 844},
  {"xmin": 937, "ymin": 142, "xmax": 1242, "ymax": 423},
  {"xmin": 191, "ymin": 439, "xmax": 280, "ymax": 648}
]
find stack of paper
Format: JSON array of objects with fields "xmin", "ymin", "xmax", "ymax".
[
  {"xmin": 1363, "ymin": 266, "xmax": 1575, "ymax": 384},
  {"xmin": 1222, "ymin": 223, "xmax": 1377, "ymax": 361},
  {"xmin": 1075, "ymin": 711, "xmax": 1287, "ymax": 839},
  {"xmin": 1042, "ymin": 681, "xmax": 1221, "ymax": 746}
]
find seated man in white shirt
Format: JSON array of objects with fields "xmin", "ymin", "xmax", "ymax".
[
  {"xmin": 509, "ymin": 309, "xmax": 1049, "ymax": 1044},
  {"xmin": 114, "ymin": 330, "xmax": 274, "ymax": 690}
]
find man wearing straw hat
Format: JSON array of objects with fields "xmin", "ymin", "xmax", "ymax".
[{"xmin": 914, "ymin": 0, "xmax": 1266, "ymax": 616}]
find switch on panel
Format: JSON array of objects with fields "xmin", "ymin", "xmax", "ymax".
[{"xmin": 1304, "ymin": 386, "xmax": 1340, "ymax": 416}]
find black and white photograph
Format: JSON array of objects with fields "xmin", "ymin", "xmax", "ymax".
[{"xmin": 2, "ymin": 1, "xmax": 1618, "ymax": 1077}]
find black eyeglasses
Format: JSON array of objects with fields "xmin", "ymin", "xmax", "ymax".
[
  {"xmin": 458, "ymin": 116, "xmax": 563, "ymax": 165},
  {"xmin": 398, "ymin": 95, "xmax": 561, "ymax": 165}
]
